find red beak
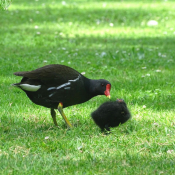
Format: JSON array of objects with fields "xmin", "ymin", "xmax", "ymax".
[{"xmin": 104, "ymin": 84, "xmax": 111, "ymax": 99}]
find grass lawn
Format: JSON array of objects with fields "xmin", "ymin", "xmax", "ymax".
[{"xmin": 0, "ymin": 0, "xmax": 175, "ymax": 174}]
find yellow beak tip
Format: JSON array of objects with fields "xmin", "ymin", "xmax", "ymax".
[{"xmin": 107, "ymin": 95, "xmax": 111, "ymax": 99}]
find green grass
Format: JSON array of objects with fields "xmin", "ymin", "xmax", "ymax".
[{"xmin": 0, "ymin": 0, "xmax": 175, "ymax": 174}]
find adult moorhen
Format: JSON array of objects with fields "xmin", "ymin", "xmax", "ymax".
[
  {"xmin": 13, "ymin": 64, "xmax": 111, "ymax": 128},
  {"xmin": 91, "ymin": 99, "xmax": 131, "ymax": 132}
]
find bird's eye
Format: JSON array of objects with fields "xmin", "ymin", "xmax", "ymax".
[{"xmin": 101, "ymin": 83, "xmax": 104, "ymax": 87}]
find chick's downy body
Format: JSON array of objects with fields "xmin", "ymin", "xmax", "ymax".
[{"xmin": 91, "ymin": 99, "xmax": 131, "ymax": 131}]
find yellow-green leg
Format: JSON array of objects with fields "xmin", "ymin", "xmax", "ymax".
[
  {"xmin": 51, "ymin": 108, "xmax": 58, "ymax": 126},
  {"xmin": 57, "ymin": 103, "xmax": 72, "ymax": 128}
]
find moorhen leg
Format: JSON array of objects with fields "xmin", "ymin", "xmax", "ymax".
[
  {"xmin": 50, "ymin": 108, "xmax": 58, "ymax": 126},
  {"xmin": 57, "ymin": 103, "xmax": 72, "ymax": 128}
]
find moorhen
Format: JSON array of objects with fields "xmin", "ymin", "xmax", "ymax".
[
  {"xmin": 13, "ymin": 64, "xmax": 111, "ymax": 128},
  {"xmin": 91, "ymin": 99, "xmax": 131, "ymax": 132}
]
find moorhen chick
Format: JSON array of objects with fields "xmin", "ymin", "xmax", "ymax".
[
  {"xmin": 13, "ymin": 64, "xmax": 111, "ymax": 128},
  {"xmin": 91, "ymin": 99, "xmax": 131, "ymax": 132}
]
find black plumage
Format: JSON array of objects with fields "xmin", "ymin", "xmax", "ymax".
[
  {"xmin": 13, "ymin": 64, "xmax": 111, "ymax": 128},
  {"xmin": 91, "ymin": 99, "xmax": 131, "ymax": 131}
]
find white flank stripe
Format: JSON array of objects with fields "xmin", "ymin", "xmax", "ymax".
[
  {"xmin": 48, "ymin": 75, "xmax": 80, "ymax": 97},
  {"xmin": 69, "ymin": 75, "xmax": 80, "ymax": 82},
  {"xmin": 49, "ymin": 93, "xmax": 54, "ymax": 97},
  {"xmin": 56, "ymin": 82, "xmax": 70, "ymax": 90},
  {"xmin": 47, "ymin": 87, "xmax": 56, "ymax": 91},
  {"xmin": 19, "ymin": 84, "xmax": 41, "ymax": 92}
]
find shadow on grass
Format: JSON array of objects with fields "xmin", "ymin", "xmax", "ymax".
[
  {"xmin": 0, "ymin": 146, "xmax": 174, "ymax": 174},
  {"xmin": 2, "ymin": 1, "xmax": 170, "ymax": 26}
]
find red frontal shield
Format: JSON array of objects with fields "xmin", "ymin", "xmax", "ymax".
[{"xmin": 104, "ymin": 84, "xmax": 111, "ymax": 98}]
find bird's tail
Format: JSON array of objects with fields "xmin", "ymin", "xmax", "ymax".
[
  {"xmin": 13, "ymin": 71, "xmax": 29, "ymax": 76},
  {"xmin": 11, "ymin": 83, "xmax": 21, "ymax": 87}
]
